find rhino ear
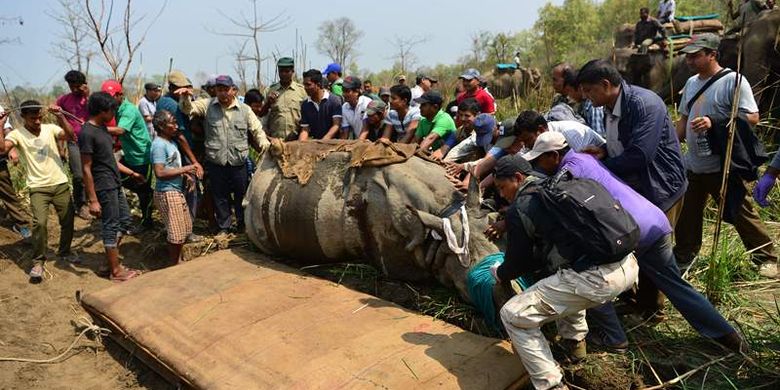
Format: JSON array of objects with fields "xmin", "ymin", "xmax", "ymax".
[
  {"xmin": 465, "ymin": 173, "xmax": 481, "ymax": 211},
  {"xmin": 407, "ymin": 206, "xmax": 444, "ymax": 234}
]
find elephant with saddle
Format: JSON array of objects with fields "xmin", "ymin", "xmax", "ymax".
[
  {"xmin": 484, "ymin": 65, "xmax": 542, "ymax": 100},
  {"xmin": 243, "ymin": 140, "xmax": 501, "ymax": 302},
  {"xmin": 718, "ymin": 9, "xmax": 780, "ymax": 116}
]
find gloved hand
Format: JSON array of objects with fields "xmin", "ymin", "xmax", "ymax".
[
  {"xmin": 490, "ymin": 262, "xmax": 501, "ymax": 283},
  {"xmin": 753, "ymin": 173, "xmax": 776, "ymax": 207}
]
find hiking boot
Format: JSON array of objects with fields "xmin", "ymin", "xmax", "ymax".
[
  {"xmin": 558, "ymin": 338, "xmax": 587, "ymax": 363},
  {"xmin": 76, "ymin": 205, "xmax": 93, "ymax": 221},
  {"xmin": 59, "ymin": 252, "xmax": 82, "ymax": 265},
  {"xmin": 29, "ymin": 265, "xmax": 44, "ymax": 284},
  {"xmin": 715, "ymin": 331, "xmax": 751, "ymax": 355},
  {"xmin": 12, "ymin": 224, "xmax": 31, "ymax": 240},
  {"xmin": 586, "ymin": 330, "xmax": 629, "ymax": 354}
]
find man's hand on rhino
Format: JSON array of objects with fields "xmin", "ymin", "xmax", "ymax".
[
  {"xmin": 430, "ymin": 149, "xmax": 444, "ymax": 161},
  {"xmin": 445, "ymin": 162, "xmax": 464, "ymax": 177},
  {"xmin": 484, "ymin": 220, "xmax": 506, "ymax": 241}
]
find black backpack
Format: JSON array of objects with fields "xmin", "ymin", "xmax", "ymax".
[{"xmin": 537, "ymin": 170, "xmax": 640, "ymax": 269}]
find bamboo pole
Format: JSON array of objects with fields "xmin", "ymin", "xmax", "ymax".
[{"xmin": 709, "ymin": 27, "xmax": 745, "ymax": 269}]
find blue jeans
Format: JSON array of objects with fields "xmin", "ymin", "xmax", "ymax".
[
  {"xmin": 587, "ymin": 234, "xmax": 735, "ymax": 344},
  {"xmin": 206, "ymin": 162, "xmax": 248, "ymax": 230},
  {"xmin": 96, "ymin": 187, "xmax": 134, "ymax": 248}
]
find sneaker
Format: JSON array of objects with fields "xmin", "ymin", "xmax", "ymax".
[
  {"xmin": 758, "ymin": 263, "xmax": 778, "ymax": 279},
  {"xmin": 586, "ymin": 330, "xmax": 629, "ymax": 354},
  {"xmin": 76, "ymin": 205, "xmax": 93, "ymax": 220},
  {"xmin": 186, "ymin": 233, "xmax": 204, "ymax": 243},
  {"xmin": 12, "ymin": 225, "xmax": 31, "ymax": 240},
  {"xmin": 29, "ymin": 265, "xmax": 44, "ymax": 283},
  {"xmin": 59, "ymin": 252, "xmax": 82, "ymax": 265}
]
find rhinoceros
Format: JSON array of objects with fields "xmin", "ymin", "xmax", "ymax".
[{"xmin": 243, "ymin": 141, "xmax": 499, "ymax": 301}]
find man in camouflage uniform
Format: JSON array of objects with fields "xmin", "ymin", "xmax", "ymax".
[{"xmin": 257, "ymin": 57, "xmax": 307, "ymax": 140}]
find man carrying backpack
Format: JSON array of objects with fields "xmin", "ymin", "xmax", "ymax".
[
  {"xmin": 490, "ymin": 154, "xmax": 639, "ymax": 390},
  {"xmin": 524, "ymin": 132, "xmax": 748, "ymax": 357}
]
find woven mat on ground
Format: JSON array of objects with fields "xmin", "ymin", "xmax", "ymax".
[
  {"xmin": 269, "ymin": 138, "xmax": 435, "ymax": 185},
  {"xmin": 81, "ymin": 249, "xmax": 528, "ymax": 389}
]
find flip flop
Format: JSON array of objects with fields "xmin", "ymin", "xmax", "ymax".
[{"xmin": 110, "ymin": 267, "xmax": 142, "ymax": 282}]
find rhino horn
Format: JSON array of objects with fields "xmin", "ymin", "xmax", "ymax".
[
  {"xmin": 406, "ymin": 205, "xmax": 444, "ymax": 234},
  {"xmin": 465, "ymin": 173, "xmax": 481, "ymax": 211}
]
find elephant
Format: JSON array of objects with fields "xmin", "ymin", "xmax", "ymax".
[
  {"xmin": 718, "ymin": 9, "xmax": 780, "ymax": 116},
  {"xmin": 484, "ymin": 66, "xmax": 541, "ymax": 100},
  {"xmin": 611, "ymin": 46, "xmax": 693, "ymax": 105}
]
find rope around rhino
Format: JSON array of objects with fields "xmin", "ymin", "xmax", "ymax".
[{"xmin": 0, "ymin": 317, "xmax": 110, "ymax": 364}]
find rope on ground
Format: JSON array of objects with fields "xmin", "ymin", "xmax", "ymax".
[{"xmin": 0, "ymin": 317, "xmax": 110, "ymax": 364}]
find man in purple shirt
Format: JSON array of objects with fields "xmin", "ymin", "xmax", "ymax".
[
  {"xmin": 524, "ymin": 131, "xmax": 746, "ymax": 354},
  {"xmin": 55, "ymin": 70, "xmax": 91, "ymax": 220}
]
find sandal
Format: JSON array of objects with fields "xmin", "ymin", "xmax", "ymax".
[{"xmin": 110, "ymin": 267, "xmax": 142, "ymax": 282}]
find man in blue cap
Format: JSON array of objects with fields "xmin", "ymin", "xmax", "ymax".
[
  {"xmin": 323, "ymin": 63, "xmax": 344, "ymax": 97},
  {"xmin": 178, "ymin": 75, "xmax": 270, "ymax": 235},
  {"xmin": 443, "ymin": 113, "xmax": 497, "ymax": 163}
]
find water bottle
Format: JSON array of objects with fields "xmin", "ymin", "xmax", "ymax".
[{"xmin": 696, "ymin": 131, "xmax": 712, "ymax": 157}]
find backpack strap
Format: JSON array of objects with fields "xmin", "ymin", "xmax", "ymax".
[{"xmin": 686, "ymin": 68, "xmax": 733, "ymax": 113}]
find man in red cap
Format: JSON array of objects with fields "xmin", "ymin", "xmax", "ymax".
[{"xmin": 101, "ymin": 80, "xmax": 154, "ymax": 233}]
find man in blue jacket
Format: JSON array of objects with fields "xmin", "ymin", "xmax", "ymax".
[{"xmin": 577, "ymin": 59, "xmax": 687, "ymax": 323}]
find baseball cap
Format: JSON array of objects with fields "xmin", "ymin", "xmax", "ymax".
[
  {"xmin": 379, "ymin": 87, "xmax": 391, "ymax": 97},
  {"xmin": 418, "ymin": 73, "xmax": 438, "ymax": 83},
  {"xmin": 214, "ymin": 75, "xmax": 235, "ymax": 87},
  {"xmin": 681, "ymin": 33, "xmax": 721, "ymax": 54},
  {"xmin": 522, "ymin": 131, "xmax": 568, "ymax": 161},
  {"xmin": 323, "ymin": 63, "xmax": 342, "ymax": 75},
  {"xmin": 101, "ymin": 80, "xmax": 123, "ymax": 96},
  {"xmin": 144, "ymin": 82, "xmax": 161, "ymax": 91},
  {"xmin": 459, "ymin": 68, "xmax": 481, "ymax": 80},
  {"xmin": 494, "ymin": 155, "xmax": 533, "ymax": 179},
  {"xmin": 365, "ymin": 100, "xmax": 387, "ymax": 116},
  {"xmin": 168, "ymin": 70, "xmax": 192, "ymax": 88},
  {"xmin": 413, "ymin": 90, "xmax": 444, "ymax": 105},
  {"xmin": 277, "ymin": 57, "xmax": 294, "ymax": 67},
  {"xmin": 342, "ymin": 76, "xmax": 362, "ymax": 90},
  {"xmin": 474, "ymin": 114, "xmax": 497, "ymax": 147}
]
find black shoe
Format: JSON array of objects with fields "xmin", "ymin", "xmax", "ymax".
[{"xmin": 715, "ymin": 331, "xmax": 751, "ymax": 355}]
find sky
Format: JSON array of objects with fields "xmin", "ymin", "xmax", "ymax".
[{"xmin": 1, "ymin": 0, "xmax": 563, "ymax": 89}]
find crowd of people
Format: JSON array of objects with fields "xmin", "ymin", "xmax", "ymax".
[{"xmin": 0, "ymin": 27, "xmax": 778, "ymax": 389}]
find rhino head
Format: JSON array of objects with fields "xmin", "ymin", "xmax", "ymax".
[{"xmin": 404, "ymin": 176, "xmax": 500, "ymax": 303}]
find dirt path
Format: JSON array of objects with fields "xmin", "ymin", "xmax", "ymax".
[{"xmin": 0, "ymin": 217, "xmax": 171, "ymax": 390}]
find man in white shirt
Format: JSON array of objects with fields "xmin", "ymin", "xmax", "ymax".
[
  {"xmin": 340, "ymin": 76, "xmax": 373, "ymax": 139},
  {"xmin": 658, "ymin": 0, "xmax": 676, "ymax": 23}
]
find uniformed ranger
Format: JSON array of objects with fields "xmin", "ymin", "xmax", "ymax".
[{"xmin": 257, "ymin": 57, "xmax": 307, "ymax": 140}]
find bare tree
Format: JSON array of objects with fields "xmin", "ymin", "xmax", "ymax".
[
  {"xmin": 47, "ymin": 0, "xmax": 95, "ymax": 74},
  {"xmin": 316, "ymin": 17, "xmax": 363, "ymax": 68},
  {"xmin": 469, "ymin": 31, "xmax": 492, "ymax": 66},
  {"xmin": 82, "ymin": 0, "xmax": 167, "ymax": 83},
  {"xmin": 233, "ymin": 41, "xmax": 250, "ymax": 93},
  {"xmin": 387, "ymin": 35, "xmax": 427, "ymax": 75},
  {"xmin": 211, "ymin": 0, "xmax": 289, "ymax": 89}
]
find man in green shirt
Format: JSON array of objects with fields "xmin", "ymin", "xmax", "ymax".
[
  {"xmin": 413, "ymin": 90, "xmax": 457, "ymax": 160},
  {"xmin": 323, "ymin": 63, "xmax": 344, "ymax": 97},
  {"xmin": 258, "ymin": 57, "xmax": 307, "ymax": 140},
  {"xmin": 101, "ymin": 80, "xmax": 154, "ymax": 232}
]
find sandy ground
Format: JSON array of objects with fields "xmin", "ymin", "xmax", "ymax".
[{"xmin": 0, "ymin": 215, "xmax": 171, "ymax": 390}]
